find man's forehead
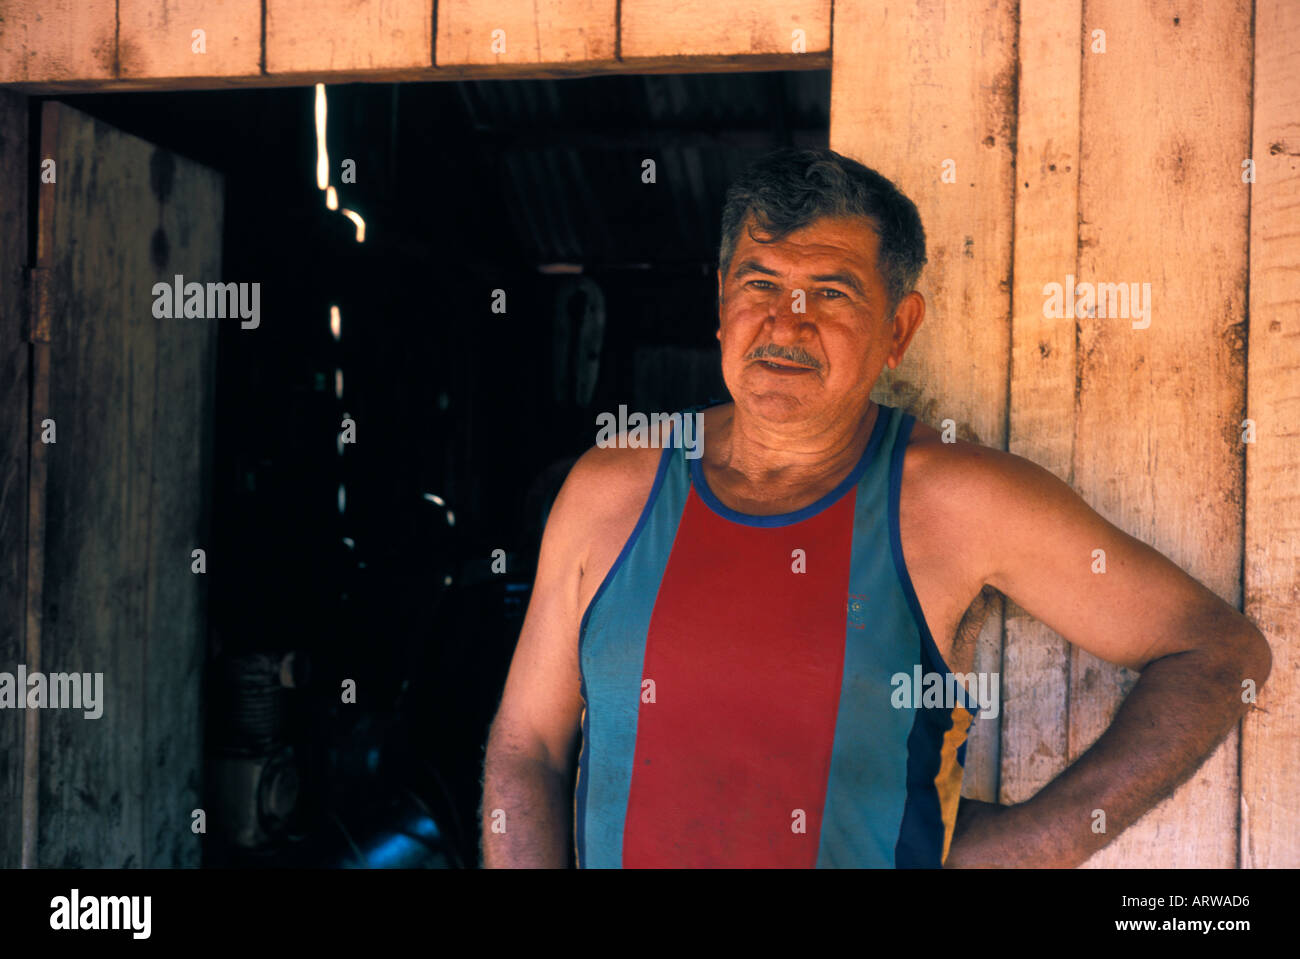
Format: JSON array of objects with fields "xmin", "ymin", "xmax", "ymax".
[{"xmin": 731, "ymin": 214, "xmax": 881, "ymax": 270}]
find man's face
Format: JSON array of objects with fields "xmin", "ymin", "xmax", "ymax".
[{"xmin": 716, "ymin": 214, "xmax": 923, "ymax": 426}]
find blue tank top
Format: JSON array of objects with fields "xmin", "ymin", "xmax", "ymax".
[{"xmin": 574, "ymin": 403, "xmax": 978, "ymax": 867}]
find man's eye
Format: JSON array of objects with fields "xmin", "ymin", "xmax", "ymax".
[
  {"xmin": 748, "ymin": 280, "xmax": 776, "ymax": 290},
  {"xmin": 820, "ymin": 289, "xmax": 846, "ymax": 299}
]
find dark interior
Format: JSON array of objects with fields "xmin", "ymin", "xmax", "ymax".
[{"xmin": 55, "ymin": 71, "xmax": 830, "ymax": 868}]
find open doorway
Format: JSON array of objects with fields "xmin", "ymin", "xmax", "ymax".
[{"xmin": 33, "ymin": 71, "xmax": 830, "ymax": 868}]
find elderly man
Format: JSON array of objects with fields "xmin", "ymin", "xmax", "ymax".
[{"xmin": 481, "ymin": 148, "xmax": 1271, "ymax": 868}]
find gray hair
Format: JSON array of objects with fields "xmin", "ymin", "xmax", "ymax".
[{"xmin": 718, "ymin": 148, "xmax": 927, "ymax": 312}]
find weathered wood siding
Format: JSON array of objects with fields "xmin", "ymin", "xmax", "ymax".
[
  {"xmin": 0, "ymin": 0, "xmax": 831, "ymax": 90},
  {"xmin": 1069, "ymin": 0, "xmax": 1251, "ymax": 869},
  {"xmin": 15, "ymin": 102, "xmax": 222, "ymax": 867},
  {"xmin": 830, "ymin": 0, "xmax": 1296, "ymax": 867},
  {"xmin": 1000, "ymin": 0, "xmax": 1080, "ymax": 818},
  {"xmin": 830, "ymin": 0, "xmax": 1018, "ymax": 806},
  {"xmin": 1242, "ymin": 0, "xmax": 1300, "ymax": 870}
]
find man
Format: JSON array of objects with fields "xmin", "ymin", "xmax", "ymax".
[{"xmin": 481, "ymin": 148, "xmax": 1271, "ymax": 868}]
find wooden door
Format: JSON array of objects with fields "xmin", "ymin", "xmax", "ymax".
[{"xmin": 5, "ymin": 101, "xmax": 222, "ymax": 867}]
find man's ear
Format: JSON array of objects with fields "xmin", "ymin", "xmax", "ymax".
[{"xmin": 885, "ymin": 291, "xmax": 926, "ymax": 370}]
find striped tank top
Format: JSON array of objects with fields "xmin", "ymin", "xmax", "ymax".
[{"xmin": 574, "ymin": 402, "xmax": 977, "ymax": 868}]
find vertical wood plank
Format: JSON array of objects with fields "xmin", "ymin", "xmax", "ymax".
[
  {"xmin": 1001, "ymin": 0, "xmax": 1083, "ymax": 804},
  {"xmin": 37, "ymin": 103, "xmax": 145, "ymax": 866},
  {"xmin": 118, "ymin": 0, "xmax": 262, "ymax": 80},
  {"xmin": 267, "ymin": 0, "xmax": 433, "ymax": 74},
  {"xmin": 1071, "ymin": 0, "xmax": 1251, "ymax": 868},
  {"xmin": 830, "ymin": 0, "xmax": 1018, "ymax": 801},
  {"xmin": 619, "ymin": 0, "xmax": 829, "ymax": 59},
  {"xmin": 436, "ymin": 0, "xmax": 617, "ymax": 67},
  {"xmin": 142, "ymin": 142, "xmax": 222, "ymax": 868},
  {"xmin": 22, "ymin": 101, "xmax": 58, "ymax": 869},
  {"xmin": 0, "ymin": 0, "xmax": 117, "ymax": 84},
  {"xmin": 35, "ymin": 103, "xmax": 218, "ymax": 867},
  {"xmin": 1242, "ymin": 0, "xmax": 1300, "ymax": 869},
  {"xmin": 0, "ymin": 89, "xmax": 30, "ymax": 869}
]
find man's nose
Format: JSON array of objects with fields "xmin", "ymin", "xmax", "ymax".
[{"xmin": 768, "ymin": 292, "xmax": 809, "ymax": 339}]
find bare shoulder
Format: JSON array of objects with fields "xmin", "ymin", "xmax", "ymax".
[
  {"xmin": 552, "ymin": 435, "xmax": 666, "ymax": 589},
  {"xmin": 561, "ymin": 441, "xmax": 663, "ymax": 523},
  {"xmin": 900, "ymin": 418, "xmax": 1002, "ymax": 500},
  {"xmin": 899, "ymin": 417, "xmax": 1071, "ymax": 579}
]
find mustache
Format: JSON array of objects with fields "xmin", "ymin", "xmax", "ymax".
[{"xmin": 746, "ymin": 344, "xmax": 822, "ymax": 370}]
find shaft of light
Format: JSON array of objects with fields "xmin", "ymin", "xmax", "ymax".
[
  {"xmin": 340, "ymin": 209, "xmax": 365, "ymax": 243},
  {"xmin": 315, "ymin": 84, "xmax": 329, "ymax": 191}
]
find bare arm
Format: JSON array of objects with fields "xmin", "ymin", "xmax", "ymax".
[
  {"xmin": 479, "ymin": 440, "xmax": 660, "ymax": 867},
  {"xmin": 940, "ymin": 449, "xmax": 1272, "ymax": 868},
  {"xmin": 481, "ymin": 746, "xmax": 575, "ymax": 867},
  {"xmin": 480, "ymin": 455, "xmax": 594, "ymax": 868},
  {"xmin": 950, "ymin": 625, "xmax": 1266, "ymax": 867}
]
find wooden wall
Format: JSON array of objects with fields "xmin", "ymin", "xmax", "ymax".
[
  {"xmin": 0, "ymin": 0, "xmax": 832, "ymax": 90},
  {"xmin": 0, "ymin": 0, "xmax": 1295, "ymax": 866},
  {"xmin": 831, "ymin": 0, "xmax": 1018, "ymax": 808},
  {"xmin": 1242, "ymin": 0, "xmax": 1300, "ymax": 869},
  {"xmin": 832, "ymin": 0, "xmax": 1298, "ymax": 867}
]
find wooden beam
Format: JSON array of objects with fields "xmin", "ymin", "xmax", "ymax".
[
  {"xmin": 4, "ymin": 53, "xmax": 827, "ymax": 94},
  {"xmin": 1242, "ymin": 0, "xmax": 1300, "ymax": 868},
  {"xmin": 0, "ymin": 0, "xmax": 115, "ymax": 84},
  {"xmin": 620, "ymin": 0, "xmax": 829, "ymax": 60},
  {"xmin": 830, "ymin": 0, "xmax": 1018, "ymax": 803},
  {"xmin": 268, "ymin": 0, "xmax": 433, "ymax": 74},
  {"xmin": 1000, "ymin": 0, "xmax": 1082, "ymax": 805},
  {"xmin": 1070, "ymin": 0, "xmax": 1251, "ymax": 868},
  {"xmin": 2, "ymin": 0, "xmax": 827, "ymax": 92},
  {"xmin": 436, "ymin": 0, "xmax": 617, "ymax": 67},
  {"xmin": 119, "ymin": 0, "xmax": 261, "ymax": 80}
]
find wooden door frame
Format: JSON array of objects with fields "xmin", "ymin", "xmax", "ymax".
[
  {"xmin": 0, "ymin": 3, "xmax": 831, "ymax": 93},
  {"xmin": 0, "ymin": 88, "xmax": 32, "ymax": 871}
]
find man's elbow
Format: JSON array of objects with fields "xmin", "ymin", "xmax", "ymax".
[
  {"xmin": 1196, "ymin": 620, "xmax": 1272, "ymax": 703},
  {"xmin": 1149, "ymin": 612, "xmax": 1273, "ymax": 704},
  {"xmin": 1231, "ymin": 624, "xmax": 1273, "ymax": 695}
]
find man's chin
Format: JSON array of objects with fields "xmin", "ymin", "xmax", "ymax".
[
  {"xmin": 723, "ymin": 368, "xmax": 834, "ymax": 423},
  {"xmin": 735, "ymin": 390, "xmax": 815, "ymax": 423}
]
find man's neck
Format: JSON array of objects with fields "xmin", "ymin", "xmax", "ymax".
[{"xmin": 705, "ymin": 400, "xmax": 880, "ymax": 505}]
